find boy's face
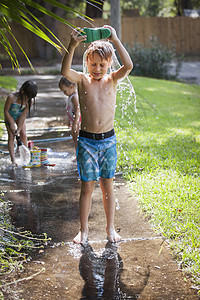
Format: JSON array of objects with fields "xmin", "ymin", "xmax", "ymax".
[{"xmin": 87, "ymin": 52, "xmax": 112, "ymax": 80}]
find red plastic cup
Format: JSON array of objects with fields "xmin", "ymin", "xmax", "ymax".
[{"xmin": 28, "ymin": 140, "xmax": 34, "ymax": 149}]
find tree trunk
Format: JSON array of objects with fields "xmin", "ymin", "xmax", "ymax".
[
  {"xmin": 110, "ymin": 0, "xmax": 121, "ymax": 40},
  {"xmin": 174, "ymin": 0, "xmax": 193, "ymax": 16}
]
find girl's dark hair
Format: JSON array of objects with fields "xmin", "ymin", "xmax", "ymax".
[
  {"xmin": 19, "ymin": 80, "xmax": 38, "ymax": 116},
  {"xmin": 59, "ymin": 76, "xmax": 76, "ymax": 89}
]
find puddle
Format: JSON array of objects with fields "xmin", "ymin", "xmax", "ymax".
[{"xmin": 0, "ymin": 125, "xmax": 81, "ymax": 243}]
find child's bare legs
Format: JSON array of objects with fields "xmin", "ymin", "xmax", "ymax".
[
  {"xmin": 17, "ymin": 121, "xmax": 27, "ymax": 147},
  {"xmin": 99, "ymin": 177, "xmax": 121, "ymax": 243},
  {"xmin": 5, "ymin": 123, "xmax": 17, "ymax": 165},
  {"xmin": 73, "ymin": 180, "xmax": 95, "ymax": 244}
]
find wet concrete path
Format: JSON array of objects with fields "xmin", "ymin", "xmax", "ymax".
[{"xmin": 0, "ymin": 75, "xmax": 198, "ymax": 299}]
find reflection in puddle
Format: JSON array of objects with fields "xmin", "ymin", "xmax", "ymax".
[
  {"xmin": 47, "ymin": 148, "xmax": 69, "ymax": 158},
  {"xmin": 78, "ymin": 242, "xmax": 149, "ymax": 299},
  {"xmin": 80, "ymin": 242, "xmax": 122, "ymax": 299}
]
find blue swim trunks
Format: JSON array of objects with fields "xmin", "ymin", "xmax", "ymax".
[{"xmin": 77, "ymin": 130, "xmax": 117, "ymax": 182}]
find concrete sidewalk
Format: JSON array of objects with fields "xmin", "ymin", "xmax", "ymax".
[
  {"xmin": 0, "ymin": 75, "xmax": 198, "ymax": 299},
  {"xmin": 169, "ymin": 61, "xmax": 200, "ymax": 85}
]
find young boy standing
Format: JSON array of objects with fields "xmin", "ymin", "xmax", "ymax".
[{"xmin": 61, "ymin": 25, "xmax": 133, "ymax": 244}]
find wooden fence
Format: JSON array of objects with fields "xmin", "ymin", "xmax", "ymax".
[
  {"xmin": 58, "ymin": 17, "xmax": 200, "ymax": 59},
  {"xmin": 0, "ymin": 17, "xmax": 199, "ymax": 62}
]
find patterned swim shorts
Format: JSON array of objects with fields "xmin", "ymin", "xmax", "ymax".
[{"xmin": 77, "ymin": 133, "xmax": 117, "ymax": 182}]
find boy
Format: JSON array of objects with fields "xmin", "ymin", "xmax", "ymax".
[{"xmin": 61, "ymin": 25, "xmax": 133, "ymax": 244}]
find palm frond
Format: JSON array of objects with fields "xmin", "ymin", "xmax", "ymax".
[
  {"xmin": 0, "ymin": 0, "xmax": 102, "ymax": 71},
  {"xmin": 0, "ymin": 2, "xmax": 63, "ymax": 51},
  {"xmin": 0, "ymin": 18, "xmax": 20, "ymax": 70}
]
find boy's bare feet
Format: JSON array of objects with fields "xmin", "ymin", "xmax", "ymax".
[
  {"xmin": 73, "ymin": 230, "xmax": 88, "ymax": 244},
  {"xmin": 11, "ymin": 161, "xmax": 18, "ymax": 167},
  {"xmin": 106, "ymin": 227, "xmax": 121, "ymax": 243}
]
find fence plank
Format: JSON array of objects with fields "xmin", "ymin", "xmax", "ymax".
[{"xmin": 0, "ymin": 17, "xmax": 199, "ymax": 61}]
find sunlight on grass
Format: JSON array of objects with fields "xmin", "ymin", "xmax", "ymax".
[
  {"xmin": 181, "ymin": 90, "xmax": 195, "ymax": 96},
  {"xmin": 169, "ymin": 127, "xmax": 197, "ymax": 136},
  {"xmin": 0, "ymin": 76, "xmax": 17, "ymax": 91},
  {"xmin": 115, "ymin": 76, "xmax": 200, "ymax": 290},
  {"xmin": 191, "ymin": 120, "xmax": 200, "ymax": 126},
  {"xmin": 170, "ymin": 112, "xmax": 184, "ymax": 117},
  {"xmin": 145, "ymin": 87, "xmax": 157, "ymax": 92}
]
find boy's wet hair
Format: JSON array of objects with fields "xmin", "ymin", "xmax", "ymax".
[
  {"xmin": 86, "ymin": 41, "xmax": 114, "ymax": 61},
  {"xmin": 59, "ymin": 76, "xmax": 76, "ymax": 89},
  {"xmin": 19, "ymin": 80, "xmax": 38, "ymax": 116}
]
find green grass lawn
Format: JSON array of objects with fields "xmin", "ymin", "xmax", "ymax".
[
  {"xmin": 0, "ymin": 76, "xmax": 17, "ymax": 91},
  {"xmin": 115, "ymin": 76, "xmax": 200, "ymax": 291}
]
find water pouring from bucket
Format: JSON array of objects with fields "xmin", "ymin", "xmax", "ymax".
[{"xmin": 16, "ymin": 135, "xmax": 30, "ymax": 166}]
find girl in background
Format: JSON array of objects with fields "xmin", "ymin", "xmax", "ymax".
[
  {"xmin": 59, "ymin": 76, "xmax": 81, "ymax": 150},
  {"xmin": 4, "ymin": 80, "xmax": 38, "ymax": 166}
]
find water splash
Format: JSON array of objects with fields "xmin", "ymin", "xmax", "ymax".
[
  {"xmin": 68, "ymin": 243, "xmax": 82, "ymax": 259},
  {"xmin": 19, "ymin": 144, "xmax": 30, "ymax": 166},
  {"xmin": 115, "ymin": 197, "xmax": 120, "ymax": 210},
  {"xmin": 111, "ymin": 50, "xmax": 138, "ymax": 116}
]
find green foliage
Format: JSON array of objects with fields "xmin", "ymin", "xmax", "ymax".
[
  {"xmin": 119, "ymin": 0, "xmax": 199, "ymax": 16},
  {"xmin": 115, "ymin": 76, "xmax": 200, "ymax": 289},
  {"xmin": 128, "ymin": 36, "xmax": 182, "ymax": 79},
  {"xmin": 0, "ymin": 0, "xmax": 95, "ymax": 71}
]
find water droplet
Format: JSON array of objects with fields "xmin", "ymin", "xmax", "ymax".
[{"xmin": 115, "ymin": 198, "xmax": 120, "ymax": 210}]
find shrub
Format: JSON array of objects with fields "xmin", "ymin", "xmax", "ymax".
[{"xmin": 128, "ymin": 36, "xmax": 182, "ymax": 79}]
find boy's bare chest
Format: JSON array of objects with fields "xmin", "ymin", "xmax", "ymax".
[{"xmin": 80, "ymin": 79, "xmax": 115, "ymax": 104}]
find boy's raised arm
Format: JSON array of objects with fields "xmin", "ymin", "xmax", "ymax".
[
  {"xmin": 61, "ymin": 29, "xmax": 87, "ymax": 83},
  {"xmin": 104, "ymin": 25, "xmax": 133, "ymax": 82}
]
